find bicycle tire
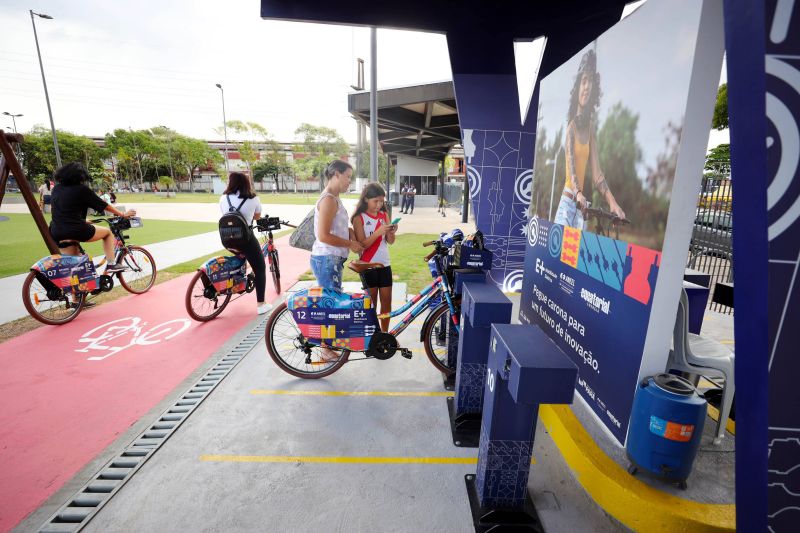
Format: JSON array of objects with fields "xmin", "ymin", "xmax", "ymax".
[
  {"xmin": 185, "ymin": 270, "xmax": 231, "ymax": 322},
  {"xmin": 422, "ymin": 299, "xmax": 460, "ymax": 375},
  {"xmin": 265, "ymin": 302, "xmax": 349, "ymax": 379},
  {"xmin": 117, "ymin": 246, "xmax": 157, "ymax": 294},
  {"xmin": 269, "ymin": 250, "xmax": 281, "ymax": 294},
  {"xmin": 22, "ymin": 271, "xmax": 84, "ymax": 325}
]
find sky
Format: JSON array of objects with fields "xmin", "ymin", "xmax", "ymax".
[
  {"xmin": 1, "ymin": 0, "xmax": 727, "ymax": 148},
  {"xmin": 0, "ymin": 0, "xmax": 452, "ymax": 143}
]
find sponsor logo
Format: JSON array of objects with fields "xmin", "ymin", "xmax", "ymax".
[
  {"xmin": 327, "ymin": 312, "xmax": 352, "ymax": 320},
  {"xmin": 548, "ymin": 224, "xmax": 563, "ymax": 258},
  {"xmin": 535, "ymin": 258, "xmax": 558, "ymax": 283},
  {"xmin": 559, "ymin": 272, "xmax": 575, "ymax": 295},
  {"xmin": 527, "ymin": 217, "xmax": 539, "ymax": 247},
  {"xmin": 310, "ymin": 311, "xmax": 326, "ymax": 319},
  {"xmin": 580, "ymin": 288, "xmax": 611, "ymax": 315}
]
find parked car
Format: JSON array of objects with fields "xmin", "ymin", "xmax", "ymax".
[
  {"xmin": 689, "ymin": 210, "xmax": 732, "ymax": 262},
  {"xmin": 698, "ymin": 181, "xmax": 732, "ymax": 211}
]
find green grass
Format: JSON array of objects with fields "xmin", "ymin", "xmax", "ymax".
[
  {"xmin": 114, "ymin": 192, "xmax": 359, "ymax": 204},
  {"xmin": 0, "ymin": 214, "xmax": 217, "ymax": 278},
  {"xmin": 298, "ymin": 233, "xmax": 438, "ymax": 294}
]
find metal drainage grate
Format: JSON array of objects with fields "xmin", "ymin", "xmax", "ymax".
[{"xmin": 38, "ymin": 318, "xmax": 268, "ymax": 532}]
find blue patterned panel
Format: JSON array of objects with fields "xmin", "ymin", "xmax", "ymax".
[
  {"xmin": 475, "ymin": 424, "xmax": 533, "ymax": 509},
  {"xmin": 455, "ymin": 363, "xmax": 487, "ymax": 413},
  {"xmin": 576, "ymin": 232, "xmax": 628, "ymax": 291}
]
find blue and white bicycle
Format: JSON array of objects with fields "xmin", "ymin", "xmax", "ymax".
[{"xmin": 264, "ymin": 229, "xmax": 489, "ymax": 379}]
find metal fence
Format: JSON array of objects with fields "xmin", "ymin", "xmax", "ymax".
[{"xmin": 687, "ymin": 174, "xmax": 733, "ymax": 313}]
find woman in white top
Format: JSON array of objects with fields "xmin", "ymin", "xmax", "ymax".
[
  {"xmin": 310, "ymin": 160, "xmax": 363, "ymax": 291},
  {"xmin": 218, "ymin": 172, "xmax": 272, "ymax": 315},
  {"xmin": 351, "ymin": 182, "xmax": 396, "ymax": 332}
]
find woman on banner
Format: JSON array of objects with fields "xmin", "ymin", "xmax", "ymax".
[{"xmin": 554, "ymin": 49, "xmax": 625, "ymax": 230}]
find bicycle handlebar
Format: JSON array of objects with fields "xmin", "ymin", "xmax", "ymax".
[
  {"xmin": 423, "ymin": 249, "xmax": 437, "ymax": 262},
  {"xmin": 422, "ymin": 240, "xmax": 436, "ymax": 247}
]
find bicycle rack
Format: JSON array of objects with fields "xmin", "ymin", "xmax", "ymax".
[{"xmin": 37, "ymin": 317, "xmax": 269, "ymax": 532}]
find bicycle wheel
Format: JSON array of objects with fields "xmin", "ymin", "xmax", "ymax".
[
  {"xmin": 185, "ymin": 270, "xmax": 231, "ymax": 322},
  {"xmin": 422, "ymin": 299, "xmax": 460, "ymax": 374},
  {"xmin": 268, "ymin": 250, "xmax": 281, "ymax": 294},
  {"xmin": 265, "ymin": 302, "xmax": 349, "ymax": 379},
  {"xmin": 117, "ymin": 246, "xmax": 157, "ymax": 294},
  {"xmin": 22, "ymin": 271, "xmax": 85, "ymax": 325}
]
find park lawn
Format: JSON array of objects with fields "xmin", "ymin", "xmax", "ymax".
[
  {"xmin": 0, "ymin": 214, "xmax": 217, "ymax": 278},
  {"xmin": 297, "ymin": 233, "xmax": 438, "ymax": 294},
  {"xmin": 115, "ymin": 192, "xmax": 359, "ymax": 204}
]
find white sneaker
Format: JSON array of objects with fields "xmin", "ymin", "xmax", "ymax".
[{"xmin": 257, "ymin": 302, "xmax": 273, "ymax": 315}]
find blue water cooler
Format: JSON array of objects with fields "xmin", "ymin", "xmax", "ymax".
[{"xmin": 626, "ymin": 373, "xmax": 706, "ymax": 489}]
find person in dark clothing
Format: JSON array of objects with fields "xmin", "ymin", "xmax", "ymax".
[
  {"xmin": 49, "ymin": 163, "xmax": 136, "ymax": 273},
  {"xmin": 218, "ymin": 172, "xmax": 272, "ymax": 315}
]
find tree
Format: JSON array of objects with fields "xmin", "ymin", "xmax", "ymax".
[
  {"xmin": 216, "ymin": 120, "xmax": 280, "ymax": 180},
  {"xmin": 712, "ymin": 83, "xmax": 728, "ymax": 130},
  {"xmin": 158, "ymin": 175, "xmax": 175, "ymax": 193},
  {"xmin": 105, "ymin": 129, "xmax": 158, "ymax": 191},
  {"xmin": 171, "ymin": 135, "xmax": 222, "ymax": 193},
  {"xmin": 356, "ymin": 143, "xmax": 394, "ymax": 184},
  {"xmin": 20, "ymin": 126, "xmax": 104, "ymax": 183},
  {"xmin": 705, "ymin": 143, "xmax": 730, "ymax": 175},
  {"xmin": 294, "ymin": 123, "xmax": 349, "ymax": 189}
]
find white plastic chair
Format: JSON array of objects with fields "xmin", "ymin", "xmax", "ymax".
[{"xmin": 667, "ymin": 289, "xmax": 735, "ymax": 444}]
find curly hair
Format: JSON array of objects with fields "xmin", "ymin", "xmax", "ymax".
[
  {"xmin": 53, "ymin": 162, "xmax": 90, "ymax": 186},
  {"xmin": 567, "ymin": 49, "xmax": 602, "ymax": 130}
]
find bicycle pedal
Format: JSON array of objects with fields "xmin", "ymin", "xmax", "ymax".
[{"xmin": 400, "ymin": 349, "xmax": 413, "ymax": 359}]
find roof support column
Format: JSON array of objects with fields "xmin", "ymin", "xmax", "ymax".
[{"xmin": 370, "ymin": 27, "xmax": 378, "ymax": 181}]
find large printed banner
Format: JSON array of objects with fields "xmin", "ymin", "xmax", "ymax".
[{"xmin": 520, "ymin": 0, "xmax": 723, "ymax": 444}]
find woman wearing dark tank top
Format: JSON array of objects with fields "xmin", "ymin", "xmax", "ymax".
[{"xmin": 49, "ymin": 163, "xmax": 136, "ymax": 273}]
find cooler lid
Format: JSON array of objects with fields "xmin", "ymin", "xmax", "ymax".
[{"xmin": 653, "ymin": 373, "xmax": 696, "ymax": 396}]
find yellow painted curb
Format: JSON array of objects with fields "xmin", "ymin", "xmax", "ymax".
[
  {"xmin": 706, "ymin": 404, "xmax": 736, "ymax": 436},
  {"xmin": 539, "ymin": 404, "xmax": 735, "ymax": 532}
]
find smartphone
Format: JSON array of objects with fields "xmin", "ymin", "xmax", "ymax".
[{"xmin": 390, "ymin": 217, "xmax": 402, "ymax": 225}]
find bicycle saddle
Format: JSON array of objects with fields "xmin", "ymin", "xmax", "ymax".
[{"xmin": 347, "ymin": 260, "xmax": 385, "ymax": 273}]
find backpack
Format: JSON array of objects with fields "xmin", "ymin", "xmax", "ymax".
[{"xmin": 219, "ymin": 196, "xmax": 253, "ymax": 253}]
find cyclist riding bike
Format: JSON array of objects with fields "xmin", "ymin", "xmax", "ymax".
[{"xmin": 49, "ymin": 163, "xmax": 136, "ymax": 275}]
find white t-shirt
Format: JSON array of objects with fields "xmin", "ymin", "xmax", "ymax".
[
  {"xmin": 358, "ymin": 211, "xmax": 391, "ymax": 266},
  {"xmin": 219, "ymin": 193, "xmax": 262, "ymax": 224}
]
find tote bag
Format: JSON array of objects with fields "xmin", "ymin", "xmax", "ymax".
[{"xmin": 289, "ymin": 208, "xmax": 316, "ymax": 251}]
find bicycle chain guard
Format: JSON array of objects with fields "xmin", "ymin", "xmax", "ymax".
[
  {"xmin": 365, "ymin": 332, "xmax": 398, "ymax": 360},
  {"xmin": 98, "ymin": 275, "xmax": 114, "ymax": 293}
]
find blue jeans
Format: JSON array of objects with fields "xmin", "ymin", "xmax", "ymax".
[
  {"xmin": 310, "ymin": 254, "xmax": 346, "ymax": 291},
  {"xmin": 554, "ymin": 194, "xmax": 585, "ymax": 230}
]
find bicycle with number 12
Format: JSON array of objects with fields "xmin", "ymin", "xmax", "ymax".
[{"xmin": 264, "ymin": 229, "xmax": 489, "ymax": 379}]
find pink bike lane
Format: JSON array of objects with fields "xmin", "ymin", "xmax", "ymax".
[{"xmin": 0, "ymin": 236, "xmax": 310, "ymax": 531}]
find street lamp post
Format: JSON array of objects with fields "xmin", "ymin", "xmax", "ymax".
[
  {"xmin": 30, "ymin": 10, "xmax": 61, "ymax": 167},
  {"xmin": 2, "ymin": 112, "xmax": 23, "ymax": 134},
  {"xmin": 215, "ymin": 83, "xmax": 230, "ymax": 174}
]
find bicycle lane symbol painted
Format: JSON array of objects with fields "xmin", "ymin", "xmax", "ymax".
[{"xmin": 76, "ymin": 316, "xmax": 192, "ymax": 361}]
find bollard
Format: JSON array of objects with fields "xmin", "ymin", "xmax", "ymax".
[
  {"xmin": 448, "ymin": 282, "xmax": 512, "ymax": 447},
  {"xmin": 465, "ymin": 324, "xmax": 578, "ymax": 532},
  {"xmin": 442, "ymin": 269, "xmax": 488, "ymax": 391}
]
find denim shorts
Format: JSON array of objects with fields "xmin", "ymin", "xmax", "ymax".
[
  {"xmin": 553, "ymin": 194, "xmax": 586, "ymax": 230},
  {"xmin": 310, "ymin": 254, "xmax": 346, "ymax": 291}
]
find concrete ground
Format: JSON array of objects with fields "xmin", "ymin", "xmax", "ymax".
[{"xmin": 27, "ymin": 282, "xmax": 628, "ymax": 533}]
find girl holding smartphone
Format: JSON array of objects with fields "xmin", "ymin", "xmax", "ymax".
[{"xmin": 351, "ymin": 182, "xmax": 397, "ymax": 332}]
